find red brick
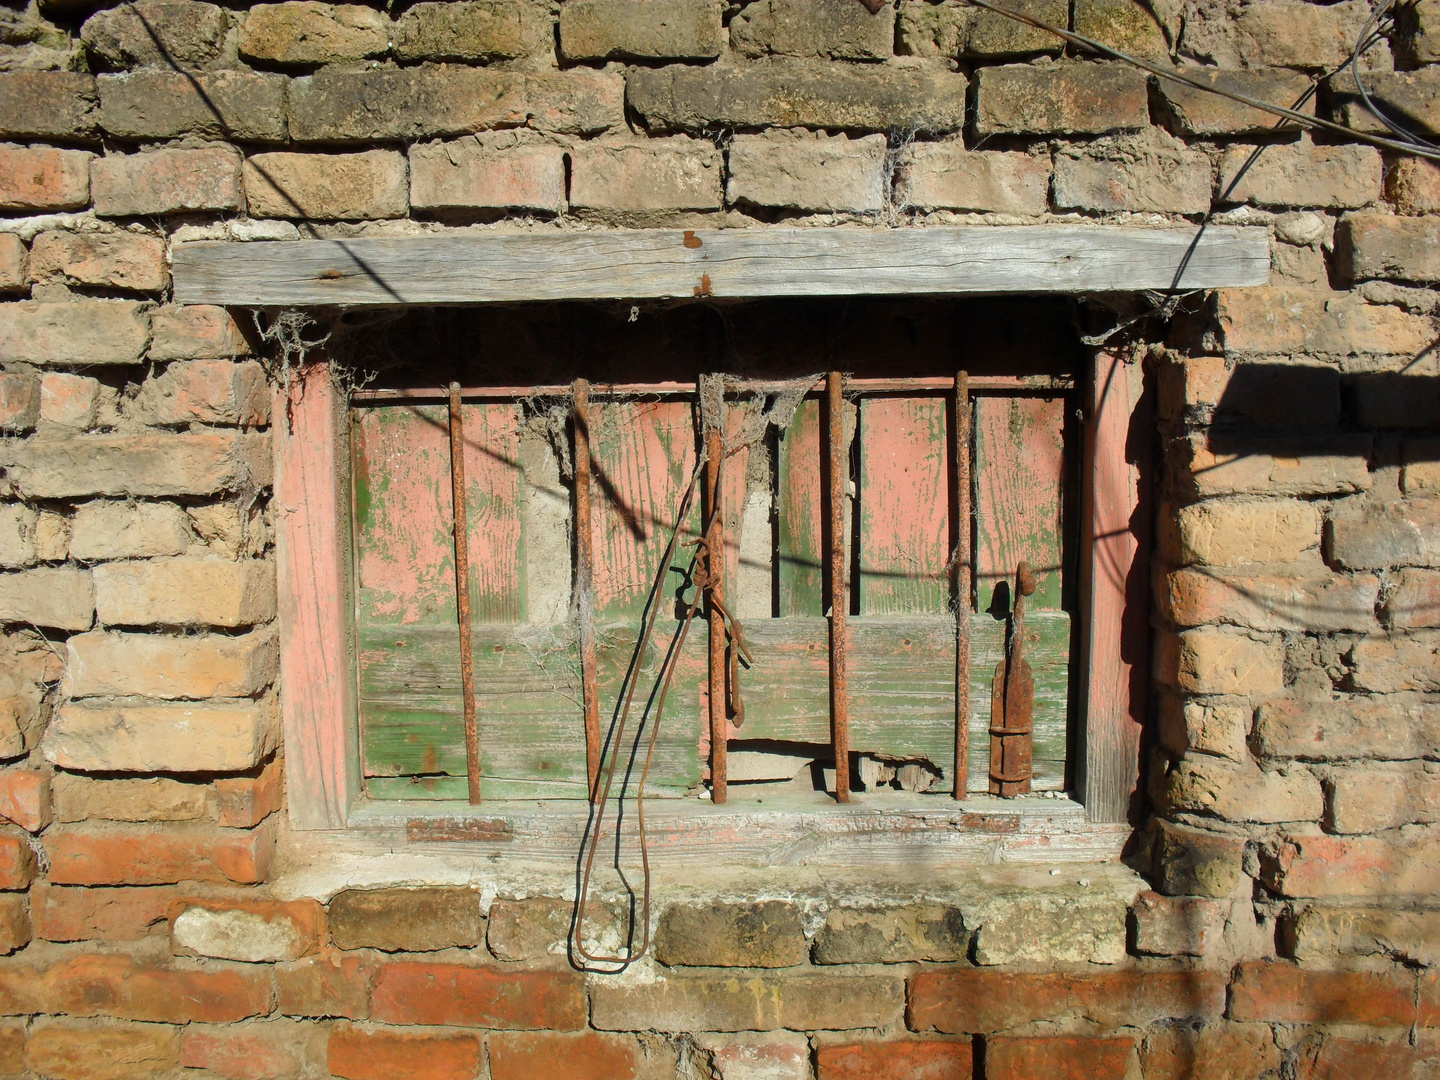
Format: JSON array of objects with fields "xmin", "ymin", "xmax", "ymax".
[
  {"xmin": 370, "ymin": 962, "xmax": 585, "ymax": 1029},
  {"xmin": 31, "ymin": 884, "xmax": 179, "ymax": 942},
  {"xmin": 24, "ymin": 1019, "xmax": 180, "ymax": 1080},
  {"xmin": 1296, "ymin": 1036, "xmax": 1422, "ymax": 1080},
  {"xmin": 0, "ymin": 769, "xmax": 49, "ymax": 832},
  {"xmin": 216, "ymin": 759, "xmax": 284, "ymax": 828},
  {"xmin": 0, "ymin": 831, "xmax": 34, "ymax": 890},
  {"xmin": 91, "ymin": 147, "xmax": 242, "ymax": 217},
  {"xmin": 45, "ymin": 822, "xmax": 275, "ymax": 886},
  {"xmin": 489, "ymin": 1031, "xmax": 640, "ymax": 1080},
  {"xmin": 817, "ymin": 1038, "xmax": 973, "ymax": 1080},
  {"xmin": 43, "ymin": 952, "xmax": 273, "ymax": 1023},
  {"xmin": 276, "ymin": 951, "xmax": 376, "ymax": 1019},
  {"xmin": 0, "ymin": 894, "xmax": 29, "ymax": 955},
  {"xmin": 1228, "ymin": 962, "xmax": 1416, "ymax": 1026},
  {"xmin": 1422, "ymin": 970, "xmax": 1440, "ymax": 1025},
  {"xmin": 0, "ymin": 147, "xmax": 92, "ymax": 211},
  {"xmin": 180, "ymin": 1022, "xmax": 311, "ymax": 1080},
  {"xmin": 986, "ymin": 1035, "xmax": 1136, "ymax": 1080},
  {"xmin": 1260, "ymin": 833, "xmax": 1440, "ymax": 898},
  {"xmin": 0, "ymin": 373, "xmax": 39, "ymax": 435},
  {"xmin": 907, "ymin": 970, "xmax": 1225, "ymax": 1033},
  {"xmin": 328, "ymin": 1026, "xmax": 481, "ymax": 1080},
  {"xmin": 41, "ymin": 374, "xmax": 100, "ymax": 429},
  {"xmin": 1140, "ymin": 1023, "xmax": 1281, "ymax": 1080}
]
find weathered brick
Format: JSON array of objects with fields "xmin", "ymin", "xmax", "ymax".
[
  {"xmin": 0, "ymin": 374, "xmax": 38, "ymax": 437},
  {"xmin": 329, "ymin": 887, "xmax": 485, "ymax": 952},
  {"xmin": 0, "ymin": 505, "xmax": 35, "ymax": 568},
  {"xmin": 1290, "ymin": 905, "xmax": 1440, "ymax": 967},
  {"xmin": 971, "ymin": 890, "xmax": 1126, "ymax": 966},
  {"xmin": 1164, "ymin": 568, "xmax": 1378, "ymax": 633},
  {"xmin": 1140, "ymin": 1024, "xmax": 1281, "ymax": 1080},
  {"xmin": 29, "ymin": 230, "xmax": 166, "ymax": 292},
  {"xmin": 239, "ymin": 2, "xmax": 389, "ymax": 65},
  {"xmin": 525, "ymin": 69, "xmax": 625, "ymax": 136},
  {"xmin": 1160, "ymin": 755, "xmax": 1322, "ymax": 823},
  {"xmin": 812, "ymin": 904, "xmax": 966, "ymax": 964},
  {"xmin": 0, "ymin": 235, "xmax": 23, "ymax": 293},
  {"xmin": 40, "ymin": 373, "xmax": 100, "ymax": 430},
  {"xmin": 66, "ymin": 624, "xmax": 279, "ymax": 702},
  {"xmin": 46, "ymin": 821, "xmax": 275, "ymax": 886},
  {"xmin": 986, "ymin": 1035, "xmax": 1136, "ymax": 1080},
  {"xmin": 974, "ymin": 62, "xmax": 1148, "ymax": 136},
  {"xmin": 486, "ymin": 896, "xmax": 570, "ymax": 961},
  {"xmin": 0, "ymin": 566, "xmax": 93, "ymax": 631},
  {"xmin": 907, "ymin": 969, "xmax": 1225, "ymax": 1033},
  {"xmin": 410, "ymin": 139, "xmax": 566, "ymax": 213},
  {"xmin": 395, "ymin": 1, "xmax": 525, "ymax": 62},
  {"xmin": 1299, "ymin": 1037, "xmax": 1422, "ymax": 1080},
  {"xmin": 1216, "ymin": 287, "xmax": 1434, "ymax": 356},
  {"xmin": 30, "ymin": 884, "xmax": 179, "ymax": 942},
  {"xmin": 0, "ymin": 433, "xmax": 271, "ymax": 499},
  {"xmin": 1164, "ymin": 357, "xmax": 1341, "ymax": 428},
  {"xmin": 1178, "ymin": 497, "xmax": 1320, "ymax": 568},
  {"xmin": 1152, "ymin": 817, "xmax": 1245, "ymax": 898},
  {"xmin": 287, "ymin": 67, "xmax": 525, "ymax": 142},
  {"xmin": 727, "ymin": 131, "xmax": 886, "ymax": 213},
  {"xmin": 1219, "ymin": 142, "xmax": 1381, "ymax": 210},
  {"xmin": 1230, "ymin": 961, "xmax": 1415, "ymax": 1025},
  {"xmin": 69, "ymin": 502, "xmax": 190, "ymax": 561},
  {"xmin": 139, "ymin": 359, "xmax": 268, "ymax": 427},
  {"xmin": 329, "ymin": 1026, "xmax": 482, "ymax": 1080},
  {"xmin": 569, "ymin": 138, "xmax": 721, "ymax": 212},
  {"xmin": 896, "ymin": 0, "xmax": 968, "ymax": 58},
  {"xmin": 1157, "ymin": 625, "xmax": 1284, "ymax": 696},
  {"xmin": 1176, "ymin": 432, "xmax": 1372, "ymax": 498},
  {"xmin": 629, "ymin": 59, "xmax": 968, "ymax": 133},
  {"xmin": 0, "ymin": 830, "xmax": 34, "ymax": 890},
  {"xmin": 180, "ymin": 1020, "xmax": 320, "ymax": 1080},
  {"xmin": 816, "ymin": 1038, "xmax": 973, "ymax": 1080},
  {"xmin": 1350, "ymin": 633, "xmax": 1440, "ymax": 692},
  {"xmin": 1257, "ymin": 695, "xmax": 1440, "ymax": 759},
  {"xmin": 98, "ymin": 71, "xmax": 288, "ymax": 143},
  {"xmin": 731, "ymin": 0, "xmax": 891, "ymax": 60},
  {"xmin": 173, "ymin": 897, "xmax": 323, "ymax": 963},
  {"xmin": 490, "ymin": 1031, "xmax": 643, "ymax": 1080},
  {"xmin": 1354, "ymin": 372, "xmax": 1440, "ymax": 430},
  {"xmin": 1052, "ymin": 128, "xmax": 1211, "ymax": 215},
  {"xmin": 963, "ymin": 0, "xmax": 1065, "ymax": 57},
  {"xmin": 1399, "ymin": 0, "xmax": 1440, "ymax": 63},
  {"xmin": 215, "ymin": 759, "xmax": 283, "ymax": 828},
  {"xmin": 92, "ymin": 147, "xmax": 243, "ymax": 216},
  {"xmin": 590, "ymin": 970, "xmax": 903, "ymax": 1032},
  {"xmin": 1388, "ymin": 157, "xmax": 1440, "ymax": 215},
  {"xmin": 1333, "ymin": 68, "xmax": 1440, "ymax": 137},
  {"xmin": 1073, "ymin": 0, "xmax": 1167, "ymax": 57},
  {"xmin": 561, "ymin": 0, "xmax": 721, "ymax": 60},
  {"xmin": 149, "ymin": 305, "xmax": 253, "ymax": 361},
  {"xmin": 1385, "ymin": 569, "xmax": 1440, "ymax": 628},
  {"xmin": 370, "ymin": 962, "xmax": 585, "ymax": 1029},
  {"xmin": 1157, "ymin": 695, "xmax": 1250, "ymax": 761},
  {"xmin": 656, "ymin": 901, "xmax": 806, "ymax": 968},
  {"xmin": 53, "ymin": 773, "xmax": 209, "ymax": 823},
  {"xmin": 0, "ymin": 769, "xmax": 47, "ymax": 832},
  {"xmin": 244, "ymin": 151, "xmax": 408, "ymax": 221},
  {"xmin": 1131, "ymin": 891, "xmax": 1225, "ymax": 957},
  {"xmin": 0, "ymin": 72, "xmax": 96, "ymax": 139},
  {"xmin": 1328, "ymin": 497, "xmax": 1440, "ymax": 570},
  {"xmin": 81, "ymin": 0, "xmax": 227, "ymax": 70},
  {"xmin": 0, "ymin": 1020, "xmax": 18, "ymax": 1071},
  {"xmin": 1328, "ymin": 765, "xmax": 1440, "ymax": 833},
  {"xmin": 275, "ymin": 951, "xmax": 375, "ymax": 1019},
  {"xmin": 45, "ymin": 699, "xmax": 278, "ymax": 774},
  {"xmin": 94, "ymin": 556, "xmax": 276, "ymax": 628},
  {"xmin": 1156, "ymin": 68, "xmax": 1312, "ymax": 135},
  {"xmin": 42, "ymin": 951, "xmax": 274, "ymax": 1023},
  {"xmin": 0, "ymin": 894, "xmax": 28, "ymax": 954},
  {"xmin": 33, "ymin": 512, "xmax": 67, "ymax": 564},
  {"xmin": 0, "ymin": 147, "xmax": 91, "ymax": 212},
  {"xmin": 1263, "ymin": 829, "xmax": 1440, "ymax": 899},
  {"xmin": 0, "ymin": 299, "xmax": 149, "ymax": 365},
  {"xmin": 1338, "ymin": 213, "xmax": 1440, "ymax": 285},
  {"xmin": 896, "ymin": 144, "xmax": 1049, "ymax": 215},
  {"xmin": 24, "ymin": 1020, "xmax": 180, "ymax": 1080},
  {"xmin": 698, "ymin": 1031, "xmax": 807, "ymax": 1080}
]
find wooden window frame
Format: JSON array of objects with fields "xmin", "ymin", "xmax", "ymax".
[{"xmin": 275, "ymin": 346, "xmax": 1150, "ymax": 830}]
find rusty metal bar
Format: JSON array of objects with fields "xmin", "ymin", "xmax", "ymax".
[
  {"xmin": 990, "ymin": 561, "xmax": 1037, "ymax": 797},
  {"xmin": 572, "ymin": 379, "xmax": 602, "ymax": 801},
  {"xmin": 448, "ymin": 381, "xmax": 482, "ymax": 805},
  {"xmin": 702, "ymin": 373, "xmax": 728, "ymax": 805},
  {"xmin": 826, "ymin": 370, "xmax": 851, "ymax": 804},
  {"xmin": 953, "ymin": 370, "xmax": 972, "ymax": 801},
  {"xmin": 353, "ymin": 375, "xmax": 1072, "ymax": 403}
]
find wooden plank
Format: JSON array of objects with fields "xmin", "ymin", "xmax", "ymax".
[
  {"xmin": 858, "ymin": 396, "xmax": 950, "ymax": 615},
  {"xmin": 276, "ymin": 363, "xmax": 360, "ymax": 829},
  {"xmin": 777, "ymin": 398, "xmax": 823, "ymax": 617},
  {"xmin": 172, "ymin": 226, "xmax": 1271, "ymax": 307},
  {"xmin": 974, "ymin": 395, "xmax": 1067, "ymax": 612},
  {"xmin": 352, "ymin": 404, "xmax": 523, "ymax": 625},
  {"xmin": 1078, "ymin": 350, "xmax": 1151, "ymax": 823}
]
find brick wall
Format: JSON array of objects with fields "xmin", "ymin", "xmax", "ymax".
[{"xmin": 2, "ymin": 0, "xmax": 1440, "ymax": 1077}]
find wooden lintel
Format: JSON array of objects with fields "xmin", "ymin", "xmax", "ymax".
[{"xmin": 172, "ymin": 225, "xmax": 1269, "ymax": 307}]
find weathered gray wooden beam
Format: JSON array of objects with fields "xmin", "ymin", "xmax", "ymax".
[{"xmin": 172, "ymin": 225, "xmax": 1270, "ymax": 307}]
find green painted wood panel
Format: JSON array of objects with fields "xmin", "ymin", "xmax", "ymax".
[{"xmin": 777, "ymin": 398, "xmax": 823, "ymax": 617}]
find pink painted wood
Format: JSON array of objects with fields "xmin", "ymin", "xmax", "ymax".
[
  {"xmin": 275, "ymin": 363, "xmax": 360, "ymax": 830},
  {"xmin": 1078, "ymin": 350, "xmax": 1152, "ymax": 824}
]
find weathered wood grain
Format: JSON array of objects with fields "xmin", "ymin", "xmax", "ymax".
[
  {"xmin": 778, "ymin": 398, "xmax": 823, "ymax": 617},
  {"xmin": 173, "ymin": 226, "xmax": 1270, "ymax": 306}
]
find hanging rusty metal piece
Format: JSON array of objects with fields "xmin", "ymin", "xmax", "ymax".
[
  {"xmin": 826, "ymin": 371, "xmax": 851, "ymax": 803},
  {"xmin": 952, "ymin": 371, "xmax": 972, "ymax": 801},
  {"xmin": 572, "ymin": 379, "xmax": 602, "ymax": 800},
  {"xmin": 989, "ymin": 561, "xmax": 1036, "ymax": 797},
  {"xmin": 447, "ymin": 381, "xmax": 481, "ymax": 805},
  {"xmin": 701, "ymin": 373, "xmax": 729, "ymax": 804}
]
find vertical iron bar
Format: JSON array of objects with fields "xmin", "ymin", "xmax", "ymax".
[
  {"xmin": 826, "ymin": 371, "xmax": 851, "ymax": 803},
  {"xmin": 953, "ymin": 371, "xmax": 971, "ymax": 801},
  {"xmin": 448, "ymin": 381, "xmax": 481, "ymax": 804},
  {"xmin": 703, "ymin": 374, "xmax": 728, "ymax": 804},
  {"xmin": 573, "ymin": 379, "xmax": 601, "ymax": 800}
]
